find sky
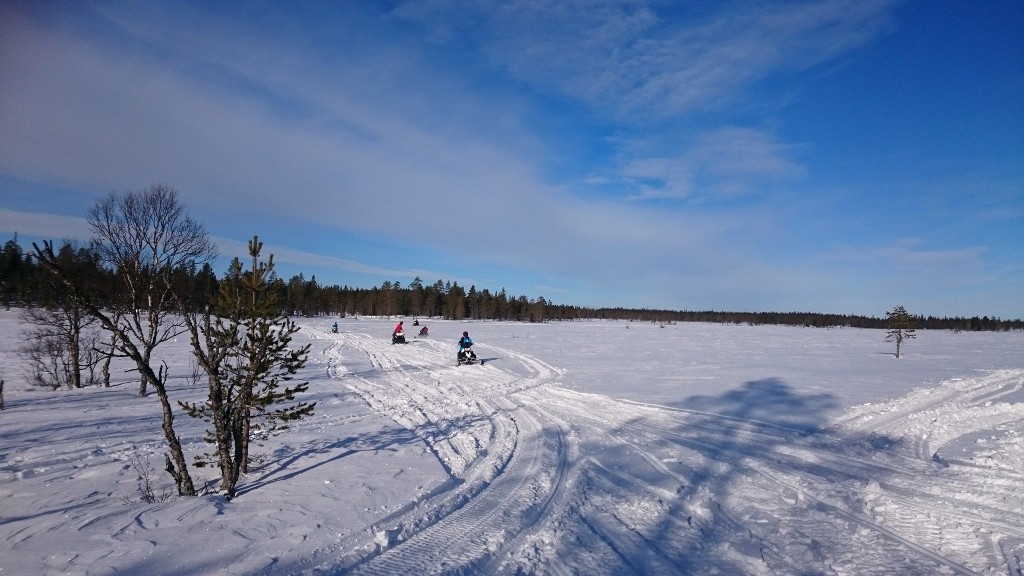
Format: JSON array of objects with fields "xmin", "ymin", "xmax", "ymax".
[{"xmin": 1, "ymin": 0, "xmax": 1021, "ymax": 319}]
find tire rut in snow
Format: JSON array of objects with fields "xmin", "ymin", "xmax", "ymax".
[
  {"xmin": 315, "ymin": 329, "xmax": 569, "ymax": 575},
  {"xmin": 310, "ymin": 327, "xmax": 1023, "ymax": 575},
  {"xmin": 349, "ymin": 406, "xmax": 566, "ymax": 575},
  {"xmin": 518, "ymin": 382, "xmax": 997, "ymax": 574}
]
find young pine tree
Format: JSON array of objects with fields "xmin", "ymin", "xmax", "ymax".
[
  {"xmin": 885, "ymin": 305, "xmax": 917, "ymax": 358},
  {"xmin": 181, "ymin": 235, "xmax": 314, "ymax": 498}
]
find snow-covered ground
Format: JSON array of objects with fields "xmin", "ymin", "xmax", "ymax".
[{"xmin": 1, "ymin": 311, "xmax": 1022, "ymax": 575}]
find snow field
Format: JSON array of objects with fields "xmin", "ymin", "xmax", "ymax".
[{"xmin": 1, "ymin": 313, "xmax": 1022, "ymax": 575}]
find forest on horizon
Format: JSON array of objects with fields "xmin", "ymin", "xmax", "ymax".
[{"xmin": 3, "ymin": 235, "xmax": 1020, "ymax": 332}]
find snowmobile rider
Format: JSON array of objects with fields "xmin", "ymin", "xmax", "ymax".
[
  {"xmin": 458, "ymin": 331, "xmax": 473, "ymax": 352},
  {"xmin": 332, "ymin": 321, "xmax": 338, "ymax": 333},
  {"xmin": 419, "ymin": 326, "xmax": 429, "ymax": 336},
  {"xmin": 392, "ymin": 321, "xmax": 406, "ymax": 344},
  {"xmin": 457, "ymin": 331, "xmax": 476, "ymax": 364}
]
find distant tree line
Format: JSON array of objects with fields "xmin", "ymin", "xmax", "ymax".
[
  {"xmin": 1, "ymin": 234, "xmax": 218, "ymax": 315},
  {"xmin": 3, "ymin": 234, "xmax": 1022, "ymax": 331},
  {"xmin": 0, "ymin": 183, "xmax": 1020, "ymax": 500},
  {"xmin": 548, "ymin": 307, "xmax": 1023, "ymax": 332}
]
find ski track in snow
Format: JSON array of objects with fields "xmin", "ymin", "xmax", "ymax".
[
  {"xmin": 287, "ymin": 326, "xmax": 1024, "ymax": 576},
  {"xmin": 2, "ymin": 318, "xmax": 1022, "ymax": 576}
]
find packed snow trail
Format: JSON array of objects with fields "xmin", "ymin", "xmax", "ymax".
[
  {"xmin": 2, "ymin": 316, "xmax": 1022, "ymax": 576},
  {"xmin": 286, "ymin": 326, "xmax": 1024, "ymax": 576}
]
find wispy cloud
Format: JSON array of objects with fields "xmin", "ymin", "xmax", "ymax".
[
  {"xmin": 395, "ymin": 0, "xmax": 898, "ymax": 120},
  {"xmin": 213, "ymin": 236, "xmax": 423, "ymax": 281},
  {"xmin": 4, "ymin": 1, "xmax": 1018, "ymax": 318},
  {"xmin": 614, "ymin": 126, "xmax": 806, "ymax": 201},
  {"xmin": 1, "ymin": 5, "xmax": 545, "ymax": 242},
  {"xmin": 875, "ymin": 239, "xmax": 987, "ymax": 270},
  {"xmin": 0, "ymin": 209, "xmax": 91, "ymax": 242},
  {"xmin": 828, "ymin": 238, "xmax": 991, "ymax": 299},
  {"xmin": 0, "ymin": 28, "xmax": 850, "ymax": 304}
]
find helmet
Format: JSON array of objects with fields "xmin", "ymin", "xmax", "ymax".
[{"xmin": 463, "ymin": 331, "xmax": 469, "ymax": 336}]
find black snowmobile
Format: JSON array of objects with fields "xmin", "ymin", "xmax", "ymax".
[
  {"xmin": 457, "ymin": 344, "xmax": 477, "ymax": 365},
  {"xmin": 392, "ymin": 331, "xmax": 407, "ymax": 344}
]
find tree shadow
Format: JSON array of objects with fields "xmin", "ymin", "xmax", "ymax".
[
  {"xmin": 672, "ymin": 377, "xmax": 838, "ymax": 433},
  {"xmin": 235, "ymin": 426, "xmax": 421, "ymax": 497},
  {"xmin": 567, "ymin": 377, "xmax": 929, "ymax": 574},
  {"xmin": 236, "ymin": 413, "xmax": 488, "ymax": 497},
  {"xmin": 162, "ymin": 376, "xmax": 942, "ymax": 574}
]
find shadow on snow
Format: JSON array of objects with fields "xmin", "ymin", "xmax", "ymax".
[{"xmin": 564, "ymin": 377, "xmax": 928, "ymax": 575}]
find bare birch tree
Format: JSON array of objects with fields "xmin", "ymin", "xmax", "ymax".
[
  {"xmin": 87, "ymin": 185, "xmax": 214, "ymax": 396},
  {"xmin": 20, "ymin": 242, "xmax": 101, "ymax": 389},
  {"xmin": 32, "ymin": 184, "xmax": 216, "ymax": 496}
]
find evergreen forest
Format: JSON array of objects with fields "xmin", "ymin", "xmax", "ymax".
[{"xmin": 2, "ymin": 235, "xmax": 1020, "ymax": 331}]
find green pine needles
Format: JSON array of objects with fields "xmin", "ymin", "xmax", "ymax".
[
  {"xmin": 884, "ymin": 305, "xmax": 917, "ymax": 359},
  {"xmin": 181, "ymin": 235, "xmax": 314, "ymax": 498}
]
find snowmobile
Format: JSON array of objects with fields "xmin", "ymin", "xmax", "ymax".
[
  {"xmin": 392, "ymin": 331, "xmax": 407, "ymax": 344},
  {"xmin": 418, "ymin": 326, "xmax": 429, "ymax": 337},
  {"xmin": 457, "ymin": 346, "xmax": 477, "ymax": 365}
]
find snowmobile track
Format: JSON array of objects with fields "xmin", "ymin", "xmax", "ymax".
[{"xmin": 303, "ymin": 326, "xmax": 1023, "ymax": 575}]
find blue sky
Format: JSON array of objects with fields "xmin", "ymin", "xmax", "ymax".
[{"xmin": 1, "ymin": 0, "xmax": 1021, "ymax": 318}]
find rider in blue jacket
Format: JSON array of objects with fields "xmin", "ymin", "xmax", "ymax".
[{"xmin": 457, "ymin": 331, "xmax": 476, "ymax": 364}]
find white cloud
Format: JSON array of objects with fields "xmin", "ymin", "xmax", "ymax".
[
  {"xmin": 614, "ymin": 126, "xmax": 805, "ymax": 202},
  {"xmin": 8, "ymin": 1, "xmax": 1015, "ymax": 319},
  {"xmin": 213, "ymin": 236, "xmax": 419, "ymax": 280},
  {"xmin": 0, "ymin": 209, "xmax": 91, "ymax": 242},
  {"xmin": 394, "ymin": 0, "xmax": 897, "ymax": 120},
  {"xmin": 881, "ymin": 241, "xmax": 986, "ymax": 269},
  {"xmin": 837, "ymin": 238, "xmax": 988, "ymax": 272}
]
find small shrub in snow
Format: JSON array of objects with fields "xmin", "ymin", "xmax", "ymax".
[{"xmin": 885, "ymin": 305, "xmax": 917, "ymax": 358}]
